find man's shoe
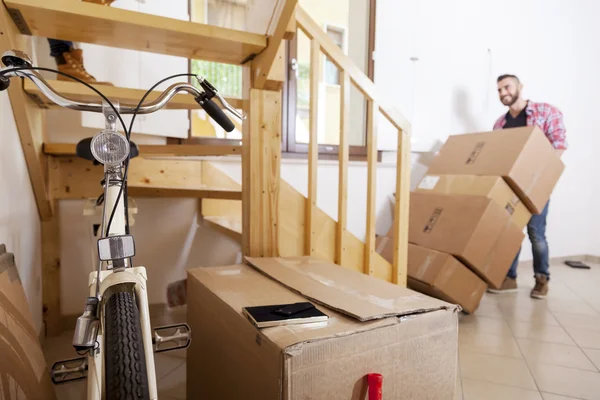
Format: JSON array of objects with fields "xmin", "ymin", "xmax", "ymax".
[
  {"xmin": 487, "ymin": 277, "xmax": 518, "ymax": 293},
  {"xmin": 531, "ymin": 274, "xmax": 549, "ymax": 299}
]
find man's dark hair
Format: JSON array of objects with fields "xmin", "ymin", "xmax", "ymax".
[{"xmin": 497, "ymin": 74, "xmax": 520, "ymax": 83}]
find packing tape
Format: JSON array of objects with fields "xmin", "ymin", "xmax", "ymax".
[
  {"xmin": 415, "ymin": 253, "xmax": 435, "ymax": 280},
  {"xmin": 435, "ymin": 263, "xmax": 456, "ymax": 287}
]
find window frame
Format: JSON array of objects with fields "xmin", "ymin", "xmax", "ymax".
[{"xmin": 282, "ymin": 0, "xmax": 378, "ymax": 158}]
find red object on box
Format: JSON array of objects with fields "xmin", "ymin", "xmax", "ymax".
[{"xmin": 368, "ymin": 373, "xmax": 383, "ymax": 400}]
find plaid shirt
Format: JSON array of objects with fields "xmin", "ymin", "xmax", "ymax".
[{"xmin": 493, "ymin": 101, "xmax": 567, "ymax": 150}]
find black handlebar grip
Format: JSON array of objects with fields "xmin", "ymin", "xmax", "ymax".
[
  {"xmin": 0, "ymin": 76, "xmax": 10, "ymax": 92},
  {"xmin": 197, "ymin": 97, "xmax": 235, "ymax": 132}
]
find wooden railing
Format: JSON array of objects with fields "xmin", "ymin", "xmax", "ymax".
[{"xmin": 296, "ymin": 6, "xmax": 412, "ymax": 286}]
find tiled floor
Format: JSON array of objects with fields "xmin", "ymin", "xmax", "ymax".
[{"xmin": 44, "ymin": 262, "xmax": 600, "ymax": 399}]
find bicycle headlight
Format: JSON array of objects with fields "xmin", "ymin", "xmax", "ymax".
[{"xmin": 90, "ymin": 130, "xmax": 130, "ymax": 166}]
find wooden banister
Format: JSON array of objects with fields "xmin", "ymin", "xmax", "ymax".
[
  {"xmin": 295, "ymin": 6, "xmax": 411, "ymax": 135},
  {"xmin": 298, "ymin": 5, "xmax": 411, "ymax": 287},
  {"xmin": 335, "ymin": 70, "xmax": 350, "ymax": 266},
  {"xmin": 365, "ymin": 99, "xmax": 378, "ymax": 275},
  {"xmin": 306, "ymin": 38, "xmax": 320, "ymax": 256}
]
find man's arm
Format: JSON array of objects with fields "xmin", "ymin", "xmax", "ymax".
[{"xmin": 544, "ymin": 106, "xmax": 567, "ymax": 155}]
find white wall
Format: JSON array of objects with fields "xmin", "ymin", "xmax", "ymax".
[
  {"xmin": 375, "ymin": 0, "xmax": 600, "ymax": 261},
  {"xmin": 0, "ymin": 94, "xmax": 43, "ymax": 333}
]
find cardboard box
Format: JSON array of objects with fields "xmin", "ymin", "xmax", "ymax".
[
  {"xmin": 187, "ymin": 257, "xmax": 459, "ymax": 400},
  {"xmin": 416, "ymin": 174, "xmax": 532, "ymax": 229},
  {"xmin": 407, "ymin": 244, "xmax": 487, "ymax": 314},
  {"xmin": 409, "ymin": 193, "xmax": 524, "ymax": 288},
  {"xmin": 376, "ymin": 238, "xmax": 486, "ymax": 313},
  {"xmin": 0, "ymin": 246, "xmax": 56, "ymax": 400},
  {"xmin": 426, "ymin": 126, "xmax": 564, "ymax": 214}
]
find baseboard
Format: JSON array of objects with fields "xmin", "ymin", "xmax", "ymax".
[{"xmin": 518, "ymin": 254, "xmax": 596, "ymax": 268}]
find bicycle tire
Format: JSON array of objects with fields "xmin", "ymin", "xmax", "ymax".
[{"xmin": 104, "ymin": 290, "xmax": 150, "ymax": 400}]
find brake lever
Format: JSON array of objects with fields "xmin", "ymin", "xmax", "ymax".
[{"xmin": 195, "ymin": 76, "xmax": 246, "ymax": 121}]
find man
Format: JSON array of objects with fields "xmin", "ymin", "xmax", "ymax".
[{"xmin": 489, "ymin": 74, "xmax": 567, "ymax": 299}]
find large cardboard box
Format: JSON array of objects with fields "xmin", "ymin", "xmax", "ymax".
[
  {"xmin": 187, "ymin": 257, "xmax": 459, "ymax": 400},
  {"xmin": 0, "ymin": 245, "xmax": 56, "ymax": 400},
  {"xmin": 426, "ymin": 126, "xmax": 564, "ymax": 214},
  {"xmin": 407, "ymin": 244, "xmax": 487, "ymax": 314},
  {"xmin": 416, "ymin": 174, "xmax": 532, "ymax": 229},
  {"xmin": 376, "ymin": 238, "xmax": 486, "ymax": 313},
  {"xmin": 409, "ymin": 193, "xmax": 524, "ymax": 288}
]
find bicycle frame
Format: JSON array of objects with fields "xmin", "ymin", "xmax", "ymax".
[{"xmin": 0, "ymin": 50, "xmax": 234, "ymax": 399}]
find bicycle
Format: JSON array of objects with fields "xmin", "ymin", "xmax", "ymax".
[{"xmin": 0, "ymin": 49, "xmax": 243, "ymax": 400}]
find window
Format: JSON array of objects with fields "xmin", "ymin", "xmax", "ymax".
[
  {"xmin": 284, "ymin": 0, "xmax": 377, "ymax": 156},
  {"xmin": 324, "ymin": 26, "xmax": 345, "ymax": 85}
]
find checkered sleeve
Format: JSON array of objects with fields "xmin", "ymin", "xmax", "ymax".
[{"xmin": 544, "ymin": 106, "xmax": 567, "ymax": 150}]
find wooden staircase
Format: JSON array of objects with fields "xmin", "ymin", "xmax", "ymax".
[
  {"xmin": 200, "ymin": 164, "xmax": 395, "ymax": 280},
  {"xmin": 0, "ymin": 0, "xmax": 410, "ymax": 337}
]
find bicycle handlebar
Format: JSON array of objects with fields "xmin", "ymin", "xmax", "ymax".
[{"xmin": 0, "ymin": 50, "xmax": 244, "ymax": 130}]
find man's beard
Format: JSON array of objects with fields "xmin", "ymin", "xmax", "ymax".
[{"xmin": 501, "ymin": 90, "xmax": 520, "ymax": 106}]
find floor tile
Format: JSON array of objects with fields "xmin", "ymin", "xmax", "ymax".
[
  {"xmin": 154, "ymin": 352, "xmax": 186, "ymax": 381},
  {"xmin": 460, "ymin": 351, "xmax": 537, "ymax": 390},
  {"xmin": 529, "ymin": 363, "xmax": 600, "ymax": 400},
  {"xmin": 459, "ymin": 315, "xmax": 513, "ymax": 336},
  {"xmin": 461, "ymin": 379, "xmax": 543, "ymax": 400},
  {"xmin": 472, "ymin": 301, "xmax": 505, "ymax": 319},
  {"xmin": 564, "ymin": 327, "xmax": 600, "ymax": 350},
  {"xmin": 542, "ymin": 393, "xmax": 588, "ymax": 400},
  {"xmin": 509, "ymin": 321, "xmax": 575, "ymax": 345},
  {"xmin": 554, "ymin": 313, "xmax": 600, "ymax": 332},
  {"xmin": 158, "ymin": 362, "xmax": 186, "ymax": 400},
  {"xmin": 517, "ymin": 339, "xmax": 596, "ymax": 371},
  {"xmin": 546, "ymin": 299, "xmax": 600, "ymax": 316},
  {"xmin": 582, "ymin": 348, "xmax": 600, "ymax": 371},
  {"xmin": 459, "ymin": 331, "xmax": 522, "ymax": 358}
]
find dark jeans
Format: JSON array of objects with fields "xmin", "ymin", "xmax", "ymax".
[
  {"xmin": 507, "ymin": 202, "xmax": 550, "ymax": 279},
  {"xmin": 47, "ymin": 39, "xmax": 73, "ymax": 58}
]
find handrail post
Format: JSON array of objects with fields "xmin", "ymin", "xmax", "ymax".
[
  {"xmin": 364, "ymin": 99, "xmax": 378, "ymax": 275},
  {"xmin": 393, "ymin": 130, "xmax": 411, "ymax": 286},
  {"xmin": 305, "ymin": 39, "xmax": 320, "ymax": 255},
  {"xmin": 336, "ymin": 70, "xmax": 350, "ymax": 265}
]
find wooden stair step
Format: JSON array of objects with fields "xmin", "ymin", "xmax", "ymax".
[
  {"xmin": 203, "ymin": 216, "xmax": 242, "ymax": 241},
  {"xmin": 24, "ymin": 79, "xmax": 243, "ymax": 111},
  {"xmin": 5, "ymin": 0, "xmax": 266, "ymax": 64},
  {"xmin": 49, "ymin": 156, "xmax": 242, "ymax": 200},
  {"xmin": 44, "ymin": 143, "xmax": 241, "ymax": 157},
  {"xmin": 129, "ymin": 187, "xmax": 241, "ymax": 200}
]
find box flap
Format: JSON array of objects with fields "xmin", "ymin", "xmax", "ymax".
[{"xmin": 245, "ymin": 256, "xmax": 455, "ymax": 322}]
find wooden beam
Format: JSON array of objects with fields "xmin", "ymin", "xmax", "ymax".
[
  {"xmin": 24, "ymin": 79, "xmax": 243, "ymax": 111},
  {"xmin": 364, "ymin": 100, "xmax": 378, "ymax": 275},
  {"xmin": 43, "ymin": 143, "xmax": 241, "ymax": 157},
  {"xmin": 252, "ymin": 0, "xmax": 297, "ymax": 89},
  {"xmin": 284, "ymin": 10, "xmax": 296, "ymax": 39},
  {"xmin": 41, "ymin": 197, "xmax": 61, "ymax": 336},
  {"xmin": 296, "ymin": 6, "xmax": 411, "ymax": 134},
  {"xmin": 242, "ymin": 85, "xmax": 281, "ymax": 257},
  {"xmin": 0, "ymin": 4, "xmax": 52, "ymax": 220},
  {"xmin": 263, "ymin": 43, "xmax": 286, "ymax": 91},
  {"xmin": 4, "ymin": 0, "xmax": 266, "ymax": 64},
  {"xmin": 392, "ymin": 130, "xmax": 411, "ymax": 286},
  {"xmin": 128, "ymin": 187, "xmax": 241, "ymax": 200},
  {"xmin": 335, "ymin": 70, "xmax": 350, "ymax": 266},
  {"xmin": 305, "ymin": 39, "xmax": 320, "ymax": 256}
]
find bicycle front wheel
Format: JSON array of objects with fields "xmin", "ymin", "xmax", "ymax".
[{"xmin": 104, "ymin": 290, "xmax": 150, "ymax": 400}]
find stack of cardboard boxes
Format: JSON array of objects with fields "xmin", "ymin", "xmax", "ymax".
[{"xmin": 377, "ymin": 126, "xmax": 565, "ymax": 313}]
